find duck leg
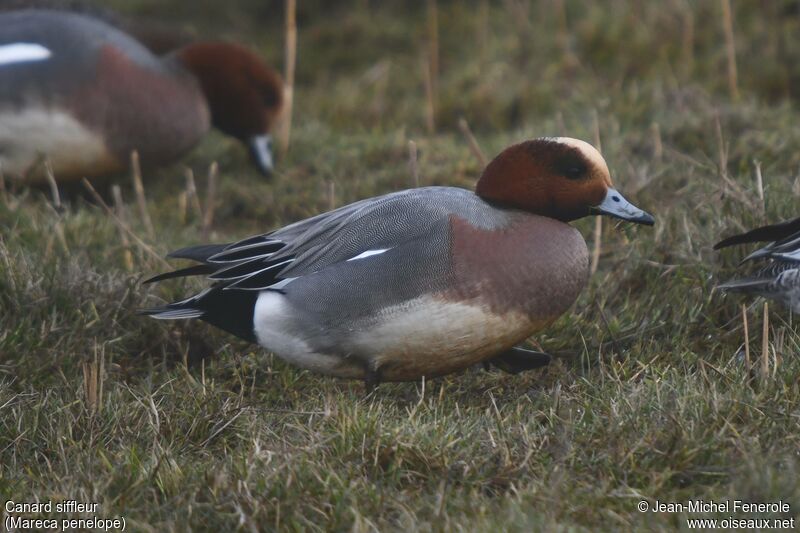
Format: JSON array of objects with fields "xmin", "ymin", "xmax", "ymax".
[
  {"xmin": 364, "ymin": 365, "xmax": 382, "ymax": 395},
  {"xmin": 487, "ymin": 347, "xmax": 552, "ymax": 374}
]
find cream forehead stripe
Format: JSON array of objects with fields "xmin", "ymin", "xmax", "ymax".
[
  {"xmin": 0, "ymin": 43, "xmax": 52, "ymax": 66},
  {"xmin": 549, "ymin": 137, "xmax": 611, "ymax": 183}
]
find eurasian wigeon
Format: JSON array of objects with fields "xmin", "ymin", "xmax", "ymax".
[
  {"xmin": 143, "ymin": 137, "xmax": 655, "ymax": 389},
  {"xmin": 0, "ymin": 9, "xmax": 283, "ymax": 183},
  {"xmin": 716, "ymin": 216, "xmax": 800, "ymax": 311}
]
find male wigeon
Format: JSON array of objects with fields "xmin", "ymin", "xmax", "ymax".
[
  {"xmin": 0, "ymin": 9, "xmax": 283, "ymax": 183},
  {"xmin": 716, "ymin": 216, "xmax": 800, "ymax": 312},
  {"xmin": 143, "ymin": 137, "xmax": 654, "ymax": 389}
]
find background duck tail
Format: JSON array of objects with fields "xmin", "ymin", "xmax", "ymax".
[{"xmin": 714, "ymin": 216, "xmax": 800, "ymax": 250}]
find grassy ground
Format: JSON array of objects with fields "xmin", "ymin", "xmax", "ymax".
[{"xmin": 2, "ymin": 1, "xmax": 800, "ymax": 531}]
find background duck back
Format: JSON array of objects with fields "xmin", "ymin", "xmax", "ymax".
[{"xmin": 2, "ymin": 1, "xmax": 800, "ymax": 531}]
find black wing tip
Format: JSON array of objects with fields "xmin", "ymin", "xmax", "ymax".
[
  {"xmin": 144, "ymin": 264, "xmax": 216, "ymax": 284},
  {"xmin": 166, "ymin": 243, "xmax": 231, "ymax": 262},
  {"xmin": 166, "ymin": 247, "xmax": 198, "ymax": 260}
]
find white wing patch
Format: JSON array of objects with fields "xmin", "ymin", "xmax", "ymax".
[
  {"xmin": 346, "ymin": 248, "xmax": 390, "ymax": 262},
  {"xmin": 0, "ymin": 43, "xmax": 52, "ymax": 66}
]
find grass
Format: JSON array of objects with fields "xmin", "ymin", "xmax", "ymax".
[{"xmin": 2, "ymin": 0, "xmax": 800, "ymax": 530}]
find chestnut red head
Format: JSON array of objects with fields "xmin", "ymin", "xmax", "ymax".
[
  {"xmin": 176, "ymin": 41, "xmax": 283, "ymax": 175},
  {"xmin": 475, "ymin": 137, "xmax": 654, "ymax": 225}
]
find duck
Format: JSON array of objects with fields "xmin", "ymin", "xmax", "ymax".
[
  {"xmin": 715, "ymin": 216, "xmax": 800, "ymax": 312},
  {"xmin": 143, "ymin": 137, "xmax": 655, "ymax": 389},
  {"xmin": 0, "ymin": 9, "xmax": 283, "ymax": 183}
]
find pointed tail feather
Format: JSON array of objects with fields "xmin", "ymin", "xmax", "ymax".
[
  {"xmin": 140, "ymin": 307, "xmax": 205, "ymax": 320},
  {"xmin": 716, "ymin": 277, "xmax": 772, "ymax": 293},
  {"xmin": 143, "ymin": 237, "xmax": 286, "ymax": 343}
]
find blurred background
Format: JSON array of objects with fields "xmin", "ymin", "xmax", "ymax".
[{"xmin": 11, "ymin": 0, "xmax": 793, "ymax": 230}]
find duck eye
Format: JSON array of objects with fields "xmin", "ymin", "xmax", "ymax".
[{"xmin": 563, "ymin": 165, "xmax": 586, "ymax": 180}]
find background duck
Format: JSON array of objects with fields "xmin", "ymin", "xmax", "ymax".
[
  {"xmin": 143, "ymin": 137, "xmax": 654, "ymax": 389},
  {"xmin": 0, "ymin": 9, "xmax": 283, "ymax": 183},
  {"xmin": 715, "ymin": 216, "xmax": 800, "ymax": 312}
]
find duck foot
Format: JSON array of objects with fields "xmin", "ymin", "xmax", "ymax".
[{"xmin": 487, "ymin": 347, "xmax": 552, "ymax": 374}]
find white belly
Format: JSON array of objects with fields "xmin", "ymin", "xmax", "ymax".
[
  {"xmin": 0, "ymin": 107, "xmax": 120, "ymax": 182},
  {"xmin": 357, "ymin": 295, "xmax": 546, "ymax": 380},
  {"xmin": 253, "ymin": 291, "xmax": 547, "ymax": 381},
  {"xmin": 253, "ymin": 291, "xmax": 364, "ymax": 378}
]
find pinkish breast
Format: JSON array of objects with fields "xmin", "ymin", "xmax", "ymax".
[
  {"xmin": 70, "ymin": 45, "xmax": 209, "ymax": 170},
  {"xmin": 445, "ymin": 213, "xmax": 590, "ymax": 323}
]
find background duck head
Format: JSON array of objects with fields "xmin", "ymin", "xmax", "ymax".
[{"xmin": 176, "ymin": 41, "xmax": 284, "ymax": 176}]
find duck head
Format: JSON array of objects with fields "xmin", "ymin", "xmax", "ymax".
[
  {"xmin": 176, "ymin": 42, "xmax": 284, "ymax": 176},
  {"xmin": 475, "ymin": 137, "xmax": 654, "ymax": 225}
]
